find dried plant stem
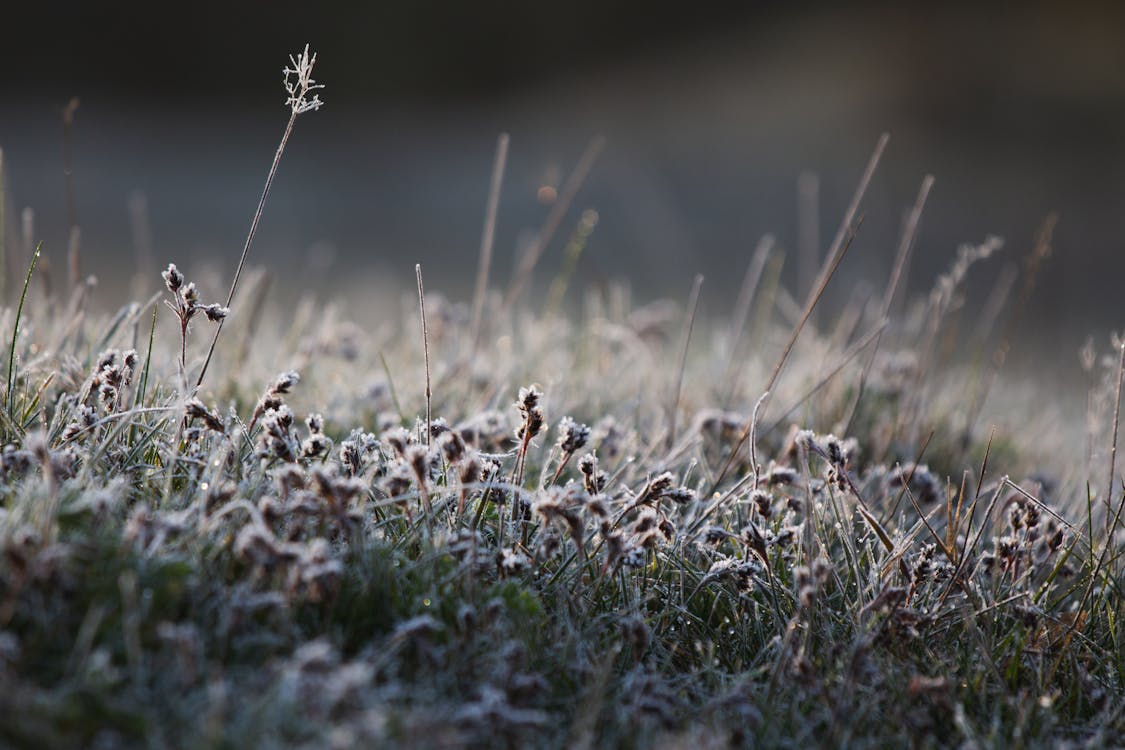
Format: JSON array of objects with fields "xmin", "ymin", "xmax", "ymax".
[
  {"xmin": 721, "ymin": 235, "xmax": 774, "ymax": 403},
  {"xmin": 708, "ymin": 134, "xmax": 887, "ymax": 492},
  {"xmin": 7, "ymin": 243, "xmax": 41, "ymax": 416},
  {"xmin": 963, "ymin": 213, "xmax": 1057, "ymax": 442},
  {"xmin": 1105, "ymin": 336, "xmax": 1125, "ymax": 534},
  {"xmin": 667, "ymin": 274, "xmax": 703, "ymax": 451},
  {"xmin": 841, "ymin": 174, "xmax": 933, "ymax": 434},
  {"xmin": 195, "ymin": 109, "xmax": 298, "ymax": 390},
  {"xmin": 470, "ymin": 133, "xmax": 509, "ymax": 349},
  {"xmin": 416, "ymin": 264, "xmax": 432, "ymax": 447},
  {"xmin": 0, "ymin": 147, "xmax": 6, "ymax": 299},
  {"xmin": 766, "ymin": 317, "xmax": 889, "ymax": 437},
  {"xmin": 1069, "ymin": 471, "xmax": 1125, "ymax": 649},
  {"xmin": 504, "ymin": 135, "xmax": 604, "ymax": 309},
  {"xmin": 710, "ymin": 218, "xmax": 863, "ymax": 493},
  {"xmin": 797, "ymin": 171, "xmax": 820, "ymax": 304},
  {"xmin": 62, "ymin": 97, "xmax": 79, "ymax": 237}
]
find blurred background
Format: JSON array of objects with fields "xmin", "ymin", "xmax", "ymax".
[{"xmin": 2, "ymin": 1, "xmax": 1124, "ymax": 360}]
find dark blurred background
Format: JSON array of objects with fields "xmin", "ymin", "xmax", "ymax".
[{"xmin": 2, "ymin": 1, "xmax": 1124, "ymax": 353}]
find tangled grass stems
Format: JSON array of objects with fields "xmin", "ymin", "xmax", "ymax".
[{"xmin": 1, "ymin": 98, "xmax": 1123, "ymax": 749}]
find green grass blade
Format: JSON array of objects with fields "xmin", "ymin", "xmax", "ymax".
[{"xmin": 7, "ymin": 241, "xmax": 41, "ymax": 415}]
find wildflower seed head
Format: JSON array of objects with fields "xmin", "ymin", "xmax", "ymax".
[
  {"xmin": 301, "ymin": 434, "xmax": 331, "ymax": 460},
  {"xmin": 823, "ymin": 434, "xmax": 846, "ymax": 466},
  {"xmin": 162, "ymin": 263, "xmax": 184, "ymax": 293},
  {"xmin": 750, "ymin": 489, "xmax": 772, "ymax": 519},
  {"xmin": 382, "ymin": 427, "xmax": 412, "ymax": 458},
  {"xmin": 664, "ymin": 486, "xmax": 696, "ymax": 504},
  {"xmin": 518, "ymin": 406, "xmax": 544, "ymax": 440},
  {"xmin": 1047, "ymin": 523, "xmax": 1064, "ymax": 552},
  {"xmin": 284, "ymin": 44, "xmax": 325, "ymax": 115},
  {"xmin": 646, "ymin": 472, "xmax": 675, "ymax": 499},
  {"xmin": 406, "ymin": 445, "xmax": 430, "ymax": 478},
  {"xmin": 459, "ymin": 454, "xmax": 481, "ymax": 485},
  {"xmin": 439, "ymin": 430, "xmax": 466, "ymax": 463},
  {"xmin": 795, "ymin": 429, "xmax": 817, "ymax": 452},
  {"xmin": 586, "ymin": 494, "xmax": 609, "ymax": 519},
  {"xmin": 578, "ymin": 453, "xmax": 607, "ymax": 493},
  {"xmin": 427, "ymin": 418, "xmax": 450, "ymax": 439},
  {"xmin": 270, "ymin": 371, "xmax": 301, "ymax": 396},
  {"xmin": 185, "ymin": 398, "xmax": 224, "ymax": 433},
  {"xmin": 703, "ymin": 526, "xmax": 729, "ymax": 546},
  {"xmin": 767, "ymin": 464, "xmax": 798, "ymax": 486},
  {"xmin": 517, "ymin": 385, "xmax": 542, "ymax": 412},
  {"xmin": 557, "ymin": 416, "xmax": 591, "ymax": 454},
  {"xmin": 203, "ymin": 304, "xmax": 229, "ymax": 322}
]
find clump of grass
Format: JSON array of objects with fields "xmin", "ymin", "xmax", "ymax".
[{"xmin": 1, "ymin": 49, "xmax": 1123, "ymax": 750}]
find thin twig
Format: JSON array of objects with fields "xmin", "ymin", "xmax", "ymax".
[
  {"xmin": 62, "ymin": 97, "xmax": 79, "ymax": 229},
  {"xmin": 1105, "ymin": 335, "xmax": 1125, "ymax": 534},
  {"xmin": 841, "ymin": 174, "xmax": 933, "ymax": 435},
  {"xmin": 763, "ymin": 317, "xmax": 889, "ymax": 437},
  {"xmin": 195, "ymin": 111, "xmax": 296, "ymax": 390},
  {"xmin": 963, "ymin": 213, "xmax": 1057, "ymax": 443},
  {"xmin": 7, "ymin": 243, "xmax": 41, "ymax": 416},
  {"xmin": 797, "ymin": 171, "xmax": 820, "ymax": 303},
  {"xmin": 667, "ymin": 274, "xmax": 704, "ymax": 451},
  {"xmin": 470, "ymin": 133, "xmax": 510, "ymax": 350},
  {"xmin": 711, "ymin": 134, "xmax": 888, "ymax": 490},
  {"xmin": 196, "ymin": 45, "xmax": 322, "ymax": 390},
  {"xmin": 709, "ymin": 216, "xmax": 864, "ymax": 494},
  {"xmin": 417, "ymin": 264, "xmax": 432, "ymax": 448},
  {"xmin": 505, "ymin": 136, "xmax": 604, "ymax": 309},
  {"xmin": 721, "ymin": 235, "xmax": 774, "ymax": 403}
]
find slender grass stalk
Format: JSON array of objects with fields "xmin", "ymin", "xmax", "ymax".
[
  {"xmin": 62, "ymin": 98, "xmax": 79, "ymax": 236},
  {"xmin": 195, "ymin": 45, "xmax": 323, "ymax": 390},
  {"xmin": 380, "ymin": 351, "xmax": 405, "ymax": 423},
  {"xmin": 962, "ymin": 213, "xmax": 1057, "ymax": 443},
  {"xmin": 7, "ymin": 242, "xmax": 41, "ymax": 416},
  {"xmin": 841, "ymin": 174, "xmax": 933, "ymax": 434},
  {"xmin": 667, "ymin": 274, "xmax": 703, "ymax": 451},
  {"xmin": 504, "ymin": 135, "xmax": 604, "ymax": 309},
  {"xmin": 137, "ymin": 304, "xmax": 158, "ymax": 409},
  {"xmin": 470, "ymin": 133, "xmax": 509, "ymax": 350},
  {"xmin": 710, "ymin": 133, "xmax": 888, "ymax": 491},
  {"xmin": 544, "ymin": 209, "xmax": 599, "ymax": 317},
  {"xmin": 1104, "ymin": 335, "xmax": 1125, "ymax": 534},
  {"xmin": 416, "ymin": 264, "xmax": 432, "ymax": 447},
  {"xmin": 763, "ymin": 317, "xmax": 889, "ymax": 437},
  {"xmin": 721, "ymin": 235, "xmax": 774, "ymax": 404},
  {"xmin": 797, "ymin": 171, "xmax": 819, "ymax": 306},
  {"xmin": 710, "ymin": 218, "xmax": 863, "ymax": 493},
  {"xmin": 0, "ymin": 146, "xmax": 6, "ymax": 299}
]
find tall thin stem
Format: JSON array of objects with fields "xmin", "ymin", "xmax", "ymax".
[
  {"xmin": 417, "ymin": 264, "xmax": 432, "ymax": 447},
  {"xmin": 667, "ymin": 274, "xmax": 703, "ymax": 451},
  {"xmin": 504, "ymin": 136, "xmax": 604, "ymax": 310},
  {"xmin": 470, "ymin": 133, "xmax": 509, "ymax": 350},
  {"xmin": 195, "ymin": 111, "xmax": 297, "ymax": 390}
]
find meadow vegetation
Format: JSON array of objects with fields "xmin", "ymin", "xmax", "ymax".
[{"xmin": 0, "ymin": 47, "xmax": 1122, "ymax": 748}]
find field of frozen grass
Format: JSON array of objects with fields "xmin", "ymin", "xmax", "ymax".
[{"xmin": 1, "ymin": 47, "xmax": 1123, "ymax": 748}]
